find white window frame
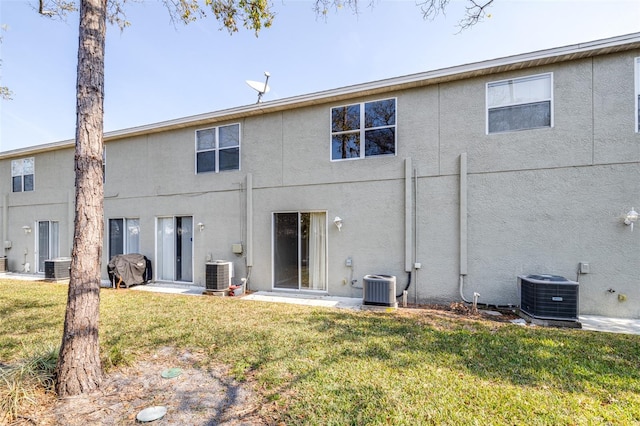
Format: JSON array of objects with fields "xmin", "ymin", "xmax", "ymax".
[
  {"xmin": 11, "ymin": 157, "xmax": 35, "ymax": 192},
  {"xmin": 330, "ymin": 98, "xmax": 397, "ymax": 161},
  {"xmin": 108, "ymin": 217, "xmax": 140, "ymax": 259},
  {"xmin": 635, "ymin": 57, "xmax": 640, "ymax": 133},
  {"xmin": 195, "ymin": 123, "xmax": 241, "ymax": 174},
  {"xmin": 486, "ymin": 73, "xmax": 553, "ymax": 134}
]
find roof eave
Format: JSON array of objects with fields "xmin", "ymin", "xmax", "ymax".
[{"xmin": 3, "ymin": 32, "xmax": 640, "ymax": 159}]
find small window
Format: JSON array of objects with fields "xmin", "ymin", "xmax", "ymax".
[
  {"xmin": 11, "ymin": 157, "xmax": 34, "ymax": 192},
  {"xmin": 635, "ymin": 57, "xmax": 640, "ymax": 132},
  {"xmin": 196, "ymin": 123, "xmax": 240, "ymax": 173},
  {"xmin": 487, "ymin": 73, "xmax": 552, "ymax": 134},
  {"xmin": 331, "ymin": 98, "xmax": 396, "ymax": 161},
  {"xmin": 108, "ymin": 218, "xmax": 140, "ymax": 259}
]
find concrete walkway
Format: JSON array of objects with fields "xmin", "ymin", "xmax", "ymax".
[{"xmin": 579, "ymin": 315, "xmax": 640, "ymax": 335}]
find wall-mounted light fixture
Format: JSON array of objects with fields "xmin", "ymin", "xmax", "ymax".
[
  {"xmin": 21, "ymin": 225, "xmax": 32, "ymax": 234},
  {"xmin": 333, "ymin": 216, "xmax": 343, "ymax": 232},
  {"xmin": 624, "ymin": 208, "xmax": 638, "ymax": 232},
  {"xmin": 197, "ymin": 222, "xmax": 205, "ymax": 232}
]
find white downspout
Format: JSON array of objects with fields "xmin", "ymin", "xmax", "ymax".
[
  {"xmin": 244, "ymin": 173, "xmax": 253, "ymax": 290},
  {"xmin": 459, "ymin": 153, "xmax": 478, "ymax": 306},
  {"xmin": 405, "ymin": 158, "xmax": 413, "ymax": 273},
  {"xmin": 2, "ymin": 193, "xmax": 7, "ymax": 257},
  {"xmin": 246, "ymin": 173, "xmax": 253, "ymax": 268}
]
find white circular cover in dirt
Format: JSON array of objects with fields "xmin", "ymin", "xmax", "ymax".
[
  {"xmin": 136, "ymin": 405, "xmax": 168, "ymax": 422},
  {"xmin": 161, "ymin": 367, "xmax": 182, "ymax": 378}
]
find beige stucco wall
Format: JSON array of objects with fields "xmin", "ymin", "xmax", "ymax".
[{"xmin": 1, "ymin": 49, "xmax": 638, "ymax": 317}]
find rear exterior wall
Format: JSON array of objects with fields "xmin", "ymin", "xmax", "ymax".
[{"xmin": 0, "ymin": 50, "xmax": 638, "ymax": 317}]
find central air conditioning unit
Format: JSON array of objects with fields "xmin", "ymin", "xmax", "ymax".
[
  {"xmin": 518, "ymin": 274, "xmax": 579, "ymax": 321},
  {"xmin": 206, "ymin": 261, "xmax": 233, "ymax": 291},
  {"xmin": 45, "ymin": 258, "xmax": 71, "ymax": 281},
  {"xmin": 363, "ymin": 274, "xmax": 397, "ymax": 307}
]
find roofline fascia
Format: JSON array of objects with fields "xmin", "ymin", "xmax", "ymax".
[{"xmin": 3, "ymin": 31, "xmax": 640, "ymax": 160}]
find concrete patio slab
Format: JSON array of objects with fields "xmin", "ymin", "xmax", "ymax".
[
  {"xmin": 579, "ymin": 315, "xmax": 640, "ymax": 335},
  {"xmin": 242, "ymin": 291, "xmax": 362, "ymax": 310},
  {"xmin": 128, "ymin": 282, "xmax": 204, "ymax": 296}
]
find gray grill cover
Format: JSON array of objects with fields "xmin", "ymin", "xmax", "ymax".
[{"xmin": 108, "ymin": 253, "xmax": 147, "ymax": 287}]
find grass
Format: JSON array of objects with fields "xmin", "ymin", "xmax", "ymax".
[
  {"xmin": 0, "ymin": 344, "xmax": 58, "ymax": 423},
  {"xmin": 1, "ymin": 279, "xmax": 640, "ymax": 424}
]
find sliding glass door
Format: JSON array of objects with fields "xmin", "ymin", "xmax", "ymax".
[
  {"xmin": 273, "ymin": 212, "xmax": 327, "ymax": 291},
  {"xmin": 37, "ymin": 221, "xmax": 59, "ymax": 273},
  {"xmin": 156, "ymin": 216, "xmax": 193, "ymax": 282}
]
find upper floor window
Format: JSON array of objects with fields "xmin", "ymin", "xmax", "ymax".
[
  {"xmin": 635, "ymin": 57, "xmax": 640, "ymax": 132},
  {"xmin": 11, "ymin": 157, "xmax": 34, "ymax": 192},
  {"xmin": 331, "ymin": 98, "xmax": 396, "ymax": 161},
  {"xmin": 196, "ymin": 123, "xmax": 240, "ymax": 173},
  {"xmin": 487, "ymin": 73, "xmax": 553, "ymax": 134}
]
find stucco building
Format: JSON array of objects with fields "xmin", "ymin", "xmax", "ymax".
[{"xmin": 1, "ymin": 33, "xmax": 639, "ymax": 318}]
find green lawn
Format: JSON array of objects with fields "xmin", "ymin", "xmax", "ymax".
[{"xmin": 1, "ymin": 279, "xmax": 640, "ymax": 425}]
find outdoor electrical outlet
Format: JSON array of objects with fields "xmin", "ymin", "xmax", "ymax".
[
  {"xmin": 345, "ymin": 257, "xmax": 352, "ymax": 267},
  {"xmin": 414, "ymin": 262, "xmax": 422, "ymax": 269},
  {"xmin": 579, "ymin": 262, "xmax": 590, "ymax": 274}
]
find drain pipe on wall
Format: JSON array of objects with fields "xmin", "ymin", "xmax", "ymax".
[
  {"xmin": 397, "ymin": 158, "xmax": 414, "ymax": 306},
  {"xmin": 459, "ymin": 153, "xmax": 480, "ymax": 310},
  {"xmin": 244, "ymin": 173, "xmax": 253, "ymax": 290},
  {"xmin": 2, "ymin": 193, "xmax": 7, "ymax": 258},
  {"xmin": 413, "ymin": 166, "xmax": 419, "ymax": 305}
]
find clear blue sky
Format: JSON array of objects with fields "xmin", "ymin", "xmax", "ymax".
[{"xmin": 1, "ymin": 0, "xmax": 639, "ymax": 152}]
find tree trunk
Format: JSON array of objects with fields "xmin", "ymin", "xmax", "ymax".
[{"xmin": 55, "ymin": 0, "xmax": 106, "ymax": 397}]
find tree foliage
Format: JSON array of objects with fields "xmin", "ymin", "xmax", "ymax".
[
  {"xmin": 1, "ymin": 25, "xmax": 13, "ymax": 100},
  {"xmin": 417, "ymin": 0, "xmax": 494, "ymax": 30}
]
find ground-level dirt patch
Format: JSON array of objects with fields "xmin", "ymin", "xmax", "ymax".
[{"xmin": 11, "ymin": 347, "xmax": 266, "ymax": 426}]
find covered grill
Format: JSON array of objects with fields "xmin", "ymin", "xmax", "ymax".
[{"xmin": 108, "ymin": 253, "xmax": 152, "ymax": 289}]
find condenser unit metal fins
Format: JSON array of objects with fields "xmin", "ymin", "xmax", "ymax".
[
  {"xmin": 45, "ymin": 258, "xmax": 71, "ymax": 281},
  {"xmin": 518, "ymin": 274, "xmax": 579, "ymax": 321},
  {"xmin": 363, "ymin": 274, "xmax": 397, "ymax": 307},
  {"xmin": 206, "ymin": 261, "xmax": 232, "ymax": 291}
]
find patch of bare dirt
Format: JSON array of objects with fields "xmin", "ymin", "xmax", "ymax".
[
  {"xmin": 403, "ymin": 302, "xmax": 519, "ymax": 321},
  {"xmin": 10, "ymin": 347, "xmax": 267, "ymax": 426}
]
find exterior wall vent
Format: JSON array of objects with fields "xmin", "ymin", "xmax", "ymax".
[
  {"xmin": 363, "ymin": 274, "xmax": 397, "ymax": 307},
  {"xmin": 45, "ymin": 258, "xmax": 71, "ymax": 281},
  {"xmin": 206, "ymin": 261, "xmax": 233, "ymax": 291},
  {"xmin": 518, "ymin": 274, "xmax": 579, "ymax": 321}
]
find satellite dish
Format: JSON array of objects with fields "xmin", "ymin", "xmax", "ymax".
[
  {"xmin": 246, "ymin": 80, "xmax": 271, "ymax": 94},
  {"xmin": 246, "ymin": 71, "xmax": 271, "ymax": 103}
]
